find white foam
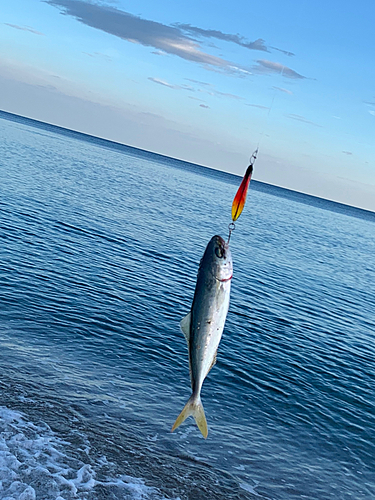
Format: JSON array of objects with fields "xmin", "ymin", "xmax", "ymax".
[{"xmin": 0, "ymin": 406, "xmax": 178, "ymax": 500}]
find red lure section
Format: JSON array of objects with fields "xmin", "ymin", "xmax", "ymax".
[{"xmin": 231, "ymin": 164, "xmax": 253, "ymax": 222}]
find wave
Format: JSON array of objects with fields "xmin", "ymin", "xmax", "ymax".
[{"xmin": 0, "ymin": 405, "xmax": 175, "ymax": 500}]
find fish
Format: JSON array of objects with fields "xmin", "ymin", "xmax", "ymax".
[{"xmin": 171, "ymin": 235, "xmax": 233, "ymax": 438}]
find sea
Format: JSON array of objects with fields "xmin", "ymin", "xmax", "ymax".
[{"xmin": 0, "ymin": 109, "xmax": 374, "ymax": 500}]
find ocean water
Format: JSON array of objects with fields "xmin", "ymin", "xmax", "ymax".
[{"xmin": 0, "ymin": 110, "xmax": 374, "ymax": 500}]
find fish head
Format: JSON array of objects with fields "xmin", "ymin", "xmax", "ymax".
[{"xmin": 207, "ymin": 235, "xmax": 233, "ymax": 282}]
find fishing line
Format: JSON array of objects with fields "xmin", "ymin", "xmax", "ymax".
[
  {"xmin": 256, "ymin": 64, "xmax": 285, "ymax": 152},
  {"xmin": 226, "ymin": 65, "xmax": 287, "ymax": 243}
]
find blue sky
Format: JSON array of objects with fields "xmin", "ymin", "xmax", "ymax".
[{"xmin": 1, "ymin": 0, "xmax": 374, "ymax": 210}]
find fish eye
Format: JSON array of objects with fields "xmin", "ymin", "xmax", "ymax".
[{"xmin": 215, "ymin": 247, "xmax": 224, "ymax": 258}]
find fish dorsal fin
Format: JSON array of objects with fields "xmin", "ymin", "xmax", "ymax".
[{"xmin": 180, "ymin": 312, "xmax": 191, "ymax": 344}]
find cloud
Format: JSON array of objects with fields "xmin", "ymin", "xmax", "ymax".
[
  {"xmin": 148, "ymin": 77, "xmax": 196, "ymax": 93},
  {"xmin": 151, "ymin": 50, "xmax": 167, "ymax": 56},
  {"xmin": 252, "ymin": 59, "xmax": 306, "ymax": 79},
  {"xmin": 272, "ymin": 86, "xmax": 293, "ymax": 95},
  {"xmin": 4, "ymin": 23, "xmax": 44, "ymax": 35},
  {"xmin": 271, "ymin": 46, "xmax": 295, "ymax": 57},
  {"xmin": 246, "ymin": 103, "xmax": 269, "ymax": 109},
  {"xmin": 185, "ymin": 78, "xmax": 213, "ymax": 87},
  {"xmin": 185, "ymin": 80, "xmax": 245, "ymax": 99},
  {"xmin": 180, "ymin": 83, "xmax": 195, "ymax": 92},
  {"xmin": 148, "ymin": 77, "xmax": 179, "ymax": 89},
  {"xmin": 364, "ymin": 100, "xmax": 375, "ymax": 105},
  {"xmin": 149, "ymin": 76, "xmax": 243, "ymax": 101},
  {"xmin": 369, "ymin": 110, "xmax": 375, "ymax": 116},
  {"xmin": 177, "ymin": 24, "xmax": 294, "ymax": 56},
  {"xmin": 188, "ymin": 96, "xmax": 205, "ymax": 102},
  {"xmin": 177, "ymin": 24, "xmax": 269, "ymax": 52},
  {"xmin": 46, "ymin": 0, "xmax": 245, "ymax": 73},
  {"xmin": 46, "ymin": 1, "xmax": 296, "ymax": 78},
  {"xmin": 83, "ymin": 51, "xmax": 112, "ymax": 61},
  {"xmin": 202, "ymin": 88, "xmax": 244, "ymax": 100},
  {"xmin": 286, "ymin": 114, "xmax": 322, "ymax": 127},
  {"xmin": 227, "ymin": 66, "xmax": 252, "ymax": 76}
]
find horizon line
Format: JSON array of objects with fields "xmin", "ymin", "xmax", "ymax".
[{"xmin": 0, "ymin": 108, "xmax": 374, "ymax": 217}]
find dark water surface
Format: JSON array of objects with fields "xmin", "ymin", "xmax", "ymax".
[{"xmin": 0, "ymin": 111, "xmax": 374, "ymax": 499}]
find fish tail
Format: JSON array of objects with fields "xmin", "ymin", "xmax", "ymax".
[{"xmin": 171, "ymin": 394, "xmax": 208, "ymax": 439}]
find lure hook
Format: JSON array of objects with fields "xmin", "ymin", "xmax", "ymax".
[
  {"xmin": 227, "ymin": 222, "xmax": 235, "ymax": 243},
  {"xmin": 250, "ymin": 148, "xmax": 258, "ymax": 166}
]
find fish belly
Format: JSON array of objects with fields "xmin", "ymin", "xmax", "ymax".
[{"xmin": 190, "ymin": 278, "xmax": 230, "ymax": 392}]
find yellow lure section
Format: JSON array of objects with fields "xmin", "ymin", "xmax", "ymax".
[{"xmin": 231, "ymin": 164, "xmax": 253, "ymax": 221}]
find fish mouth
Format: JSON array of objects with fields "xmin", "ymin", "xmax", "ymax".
[
  {"xmin": 211, "ymin": 235, "xmax": 232, "ymax": 282},
  {"xmin": 215, "ymin": 235, "xmax": 227, "ymax": 246},
  {"xmin": 214, "ymin": 236, "xmax": 227, "ymax": 259}
]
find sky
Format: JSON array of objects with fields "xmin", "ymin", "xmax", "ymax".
[{"xmin": 1, "ymin": 0, "xmax": 374, "ymax": 211}]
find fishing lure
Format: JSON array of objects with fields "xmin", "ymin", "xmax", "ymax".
[
  {"xmin": 231, "ymin": 149, "xmax": 257, "ymax": 222},
  {"xmin": 227, "ymin": 149, "xmax": 257, "ymax": 243}
]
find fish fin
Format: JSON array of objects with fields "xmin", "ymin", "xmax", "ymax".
[
  {"xmin": 208, "ymin": 351, "xmax": 217, "ymax": 374},
  {"xmin": 171, "ymin": 394, "xmax": 208, "ymax": 439},
  {"xmin": 180, "ymin": 312, "xmax": 193, "ymax": 384},
  {"xmin": 180, "ymin": 312, "xmax": 191, "ymax": 344}
]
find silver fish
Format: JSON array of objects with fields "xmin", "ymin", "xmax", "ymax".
[{"xmin": 172, "ymin": 235, "xmax": 233, "ymax": 438}]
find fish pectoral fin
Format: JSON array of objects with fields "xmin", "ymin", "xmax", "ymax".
[
  {"xmin": 180, "ymin": 312, "xmax": 193, "ymax": 382},
  {"xmin": 180, "ymin": 312, "xmax": 191, "ymax": 344},
  {"xmin": 171, "ymin": 394, "xmax": 208, "ymax": 439},
  {"xmin": 208, "ymin": 351, "xmax": 218, "ymax": 374}
]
